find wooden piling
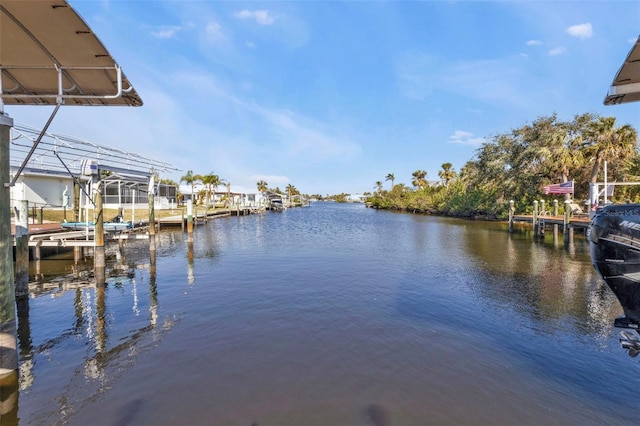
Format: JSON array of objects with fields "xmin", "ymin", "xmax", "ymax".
[
  {"xmin": 533, "ymin": 200, "xmax": 539, "ymax": 237},
  {"xmin": 15, "ymin": 200, "xmax": 29, "ymax": 298},
  {"xmin": 508, "ymin": 200, "xmax": 515, "ymax": 233},
  {"xmin": 187, "ymin": 199, "xmax": 193, "ymax": 243},
  {"xmin": 94, "ymin": 176, "xmax": 105, "ymax": 286},
  {"xmin": 148, "ymin": 177, "xmax": 156, "ymax": 252},
  {"xmin": 0, "ymin": 112, "xmax": 18, "ymax": 378},
  {"xmin": 563, "ymin": 199, "xmax": 570, "ymax": 246},
  {"xmin": 73, "ymin": 180, "xmax": 80, "ymax": 222}
]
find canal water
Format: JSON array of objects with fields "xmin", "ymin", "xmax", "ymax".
[{"xmin": 4, "ymin": 202, "xmax": 640, "ymax": 425}]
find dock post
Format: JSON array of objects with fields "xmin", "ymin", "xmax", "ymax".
[
  {"xmin": 552, "ymin": 199, "xmax": 559, "ymax": 243},
  {"xmin": 94, "ymin": 175, "xmax": 105, "ymax": 286},
  {"xmin": 73, "ymin": 180, "xmax": 80, "ymax": 222},
  {"xmin": 563, "ymin": 199, "xmax": 570, "ymax": 245},
  {"xmin": 533, "ymin": 200, "xmax": 539, "ymax": 237},
  {"xmin": 0, "ymin": 112, "xmax": 18, "ymax": 383},
  {"xmin": 148, "ymin": 176, "xmax": 156, "ymax": 253},
  {"xmin": 508, "ymin": 200, "xmax": 515, "ymax": 233},
  {"xmin": 187, "ymin": 199, "xmax": 194, "ymax": 242},
  {"xmin": 539, "ymin": 199, "xmax": 545, "ymax": 238},
  {"xmin": 34, "ymin": 243, "xmax": 42, "ymax": 281},
  {"xmin": 15, "ymin": 199, "xmax": 29, "ymax": 298}
]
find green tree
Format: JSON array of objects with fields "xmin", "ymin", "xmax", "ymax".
[
  {"xmin": 411, "ymin": 170, "xmax": 428, "ymax": 189},
  {"xmin": 180, "ymin": 170, "xmax": 202, "ymax": 203},
  {"xmin": 257, "ymin": 180, "xmax": 268, "ymax": 193},
  {"xmin": 199, "ymin": 172, "xmax": 221, "ymax": 205},
  {"xmin": 438, "ymin": 163, "xmax": 456, "ymax": 188},
  {"xmin": 583, "ymin": 116, "xmax": 638, "ymax": 186},
  {"xmin": 374, "ymin": 181, "xmax": 383, "ymax": 193},
  {"xmin": 385, "ymin": 173, "xmax": 395, "ymax": 189}
]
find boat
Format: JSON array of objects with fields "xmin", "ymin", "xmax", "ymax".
[
  {"xmin": 269, "ymin": 199, "xmax": 286, "ymax": 211},
  {"xmin": 589, "ymin": 36, "xmax": 640, "ymax": 355},
  {"xmin": 61, "ymin": 221, "xmax": 132, "ymax": 232},
  {"xmin": 590, "ymin": 204, "xmax": 640, "ymax": 327}
]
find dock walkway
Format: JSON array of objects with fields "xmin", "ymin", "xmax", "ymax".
[{"xmin": 512, "ymin": 214, "xmax": 590, "ymax": 229}]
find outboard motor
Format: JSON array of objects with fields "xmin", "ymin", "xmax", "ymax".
[{"xmin": 590, "ymin": 204, "xmax": 640, "ymax": 357}]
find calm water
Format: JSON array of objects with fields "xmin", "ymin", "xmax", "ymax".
[{"xmin": 4, "ymin": 202, "xmax": 640, "ymax": 425}]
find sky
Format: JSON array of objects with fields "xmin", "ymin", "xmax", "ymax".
[{"xmin": 6, "ymin": 0, "xmax": 640, "ymax": 195}]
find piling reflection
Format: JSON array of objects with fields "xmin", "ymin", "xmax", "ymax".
[
  {"xmin": 459, "ymin": 221, "xmax": 619, "ymax": 337},
  {"xmin": 0, "ymin": 370, "xmax": 18, "ymax": 424},
  {"xmin": 6, "ymin": 236, "xmax": 177, "ymax": 424},
  {"xmin": 187, "ymin": 240, "xmax": 195, "ymax": 285}
]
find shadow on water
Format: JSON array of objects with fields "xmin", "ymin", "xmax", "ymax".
[{"xmin": 363, "ymin": 403, "xmax": 391, "ymax": 426}]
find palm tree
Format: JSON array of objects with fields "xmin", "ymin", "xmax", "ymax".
[
  {"xmin": 411, "ymin": 170, "xmax": 428, "ymax": 189},
  {"xmin": 438, "ymin": 163, "xmax": 457, "ymax": 188},
  {"xmin": 385, "ymin": 173, "xmax": 395, "ymax": 189},
  {"xmin": 201, "ymin": 172, "xmax": 222, "ymax": 205},
  {"xmin": 180, "ymin": 170, "xmax": 201, "ymax": 204},
  {"xmin": 256, "ymin": 180, "xmax": 268, "ymax": 193},
  {"xmin": 374, "ymin": 181, "xmax": 383, "ymax": 193},
  {"xmin": 583, "ymin": 116, "xmax": 638, "ymax": 185}
]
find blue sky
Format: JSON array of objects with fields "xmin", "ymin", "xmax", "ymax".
[{"xmin": 9, "ymin": 0, "xmax": 640, "ymax": 195}]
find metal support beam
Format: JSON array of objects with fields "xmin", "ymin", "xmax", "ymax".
[{"xmin": 7, "ymin": 103, "xmax": 61, "ymax": 187}]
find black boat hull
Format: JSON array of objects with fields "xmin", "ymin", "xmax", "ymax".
[{"xmin": 590, "ymin": 204, "xmax": 640, "ymax": 325}]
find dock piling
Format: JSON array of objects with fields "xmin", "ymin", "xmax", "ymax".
[
  {"xmin": 533, "ymin": 200, "xmax": 539, "ymax": 237},
  {"xmin": 0, "ymin": 112, "xmax": 18, "ymax": 379},
  {"xmin": 148, "ymin": 176, "xmax": 156, "ymax": 252},
  {"xmin": 15, "ymin": 199, "xmax": 29, "ymax": 298},
  {"xmin": 508, "ymin": 200, "xmax": 515, "ymax": 233},
  {"xmin": 187, "ymin": 199, "xmax": 193, "ymax": 242},
  {"xmin": 94, "ymin": 175, "xmax": 105, "ymax": 286}
]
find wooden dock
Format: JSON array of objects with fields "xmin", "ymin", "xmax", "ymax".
[
  {"xmin": 157, "ymin": 207, "xmax": 256, "ymax": 229},
  {"xmin": 512, "ymin": 214, "xmax": 590, "ymax": 229}
]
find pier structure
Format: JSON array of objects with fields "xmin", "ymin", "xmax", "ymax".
[
  {"xmin": 1, "ymin": 0, "xmax": 146, "ymax": 396},
  {"xmin": 508, "ymin": 199, "xmax": 591, "ymax": 245}
]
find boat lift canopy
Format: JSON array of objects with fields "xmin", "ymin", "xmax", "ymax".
[
  {"xmin": 0, "ymin": 0, "xmax": 142, "ymax": 107},
  {"xmin": 1, "ymin": 0, "xmax": 144, "ymax": 188},
  {"xmin": 604, "ymin": 35, "xmax": 640, "ymax": 105}
]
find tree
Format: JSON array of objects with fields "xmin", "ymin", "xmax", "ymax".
[
  {"xmin": 438, "ymin": 163, "xmax": 457, "ymax": 188},
  {"xmin": 256, "ymin": 180, "xmax": 268, "ymax": 193},
  {"xmin": 180, "ymin": 170, "xmax": 202, "ymax": 203},
  {"xmin": 583, "ymin": 116, "xmax": 638, "ymax": 185},
  {"xmin": 374, "ymin": 181, "xmax": 383, "ymax": 193},
  {"xmin": 411, "ymin": 170, "xmax": 428, "ymax": 189},
  {"xmin": 201, "ymin": 172, "xmax": 222, "ymax": 205},
  {"xmin": 385, "ymin": 173, "xmax": 395, "ymax": 189}
]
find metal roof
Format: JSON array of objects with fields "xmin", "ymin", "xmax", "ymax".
[
  {"xmin": 10, "ymin": 123, "xmax": 177, "ymax": 178},
  {"xmin": 604, "ymin": 35, "xmax": 640, "ymax": 105},
  {"xmin": 0, "ymin": 0, "xmax": 142, "ymax": 106}
]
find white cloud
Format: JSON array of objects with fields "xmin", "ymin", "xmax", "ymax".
[
  {"xmin": 234, "ymin": 9, "xmax": 275, "ymax": 26},
  {"xmin": 566, "ymin": 23, "xmax": 592, "ymax": 40},
  {"xmin": 449, "ymin": 130, "xmax": 485, "ymax": 146},
  {"xmin": 205, "ymin": 21, "xmax": 226, "ymax": 43},
  {"xmin": 150, "ymin": 26, "xmax": 182, "ymax": 39},
  {"xmin": 526, "ymin": 40, "xmax": 542, "ymax": 46},
  {"xmin": 548, "ymin": 46, "xmax": 566, "ymax": 56}
]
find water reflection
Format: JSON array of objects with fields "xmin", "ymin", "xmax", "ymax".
[
  {"xmin": 2, "ymin": 237, "xmax": 177, "ymax": 426},
  {"xmin": 455, "ymin": 221, "xmax": 620, "ymax": 338},
  {"xmin": 8, "ymin": 205, "xmax": 640, "ymax": 425}
]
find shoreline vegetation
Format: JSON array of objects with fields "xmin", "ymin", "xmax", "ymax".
[{"xmin": 365, "ymin": 113, "xmax": 639, "ymax": 221}]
